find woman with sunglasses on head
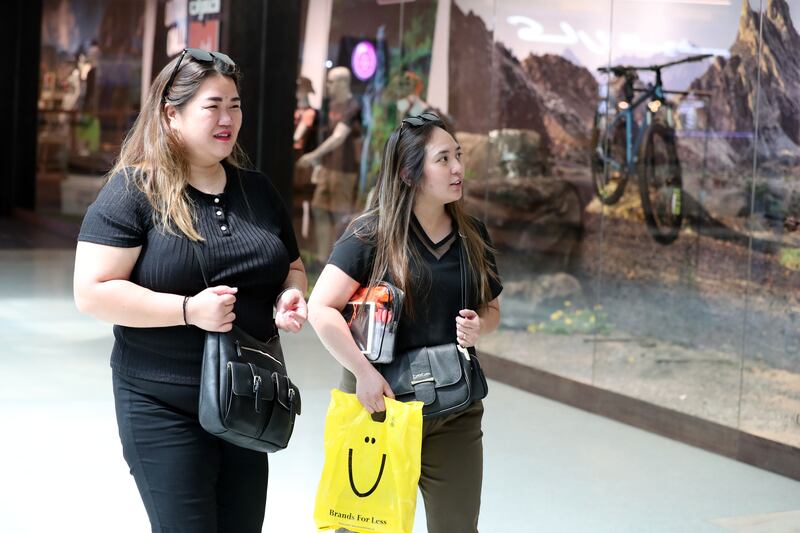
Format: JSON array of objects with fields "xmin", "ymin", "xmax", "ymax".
[
  {"xmin": 73, "ymin": 49, "xmax": 307, "ymax": 532},
  {"xmin": 308, "ymin": 113, "xmax": 502, "ymax": 532}
]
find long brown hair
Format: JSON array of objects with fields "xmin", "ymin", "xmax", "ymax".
[
  {"xmin": 107, "ymin": 52, "xmax": 250, "ymax": 241},
  {"xmin": 352, "ymin": 117, "xmax": 499, "ymax": 311}
]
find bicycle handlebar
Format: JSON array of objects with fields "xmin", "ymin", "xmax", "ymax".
[
  {"xmin": 597, "ymin": 53, "xmax": 713, "ymax": 76},
  {"xmin": 656, "ymin": 53, "xmax": 714, "ymax": 70},
  {"xmin": 632, "ymin": 87, "xmax": 712, "ymax": 97}
]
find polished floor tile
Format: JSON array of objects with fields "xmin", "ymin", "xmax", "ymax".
[{"xmin": 1, "ymin": 249, "xmax": 799, "ymax": 532}]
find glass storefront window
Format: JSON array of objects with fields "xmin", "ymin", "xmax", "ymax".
[
  {"xmin": 297, "ymin": 0, "xmax": 800, "ymax": 450},
  {"xmin": 37, "ymin": 0, "xmax": 146, "ymax": 219}
]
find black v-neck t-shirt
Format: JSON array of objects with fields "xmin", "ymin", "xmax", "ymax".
[
  {"xmin": 78, "ymin": 164, "xmax": 300, "ymax": 384},
  {"xmin": 328, "ymin": 214, "xmax": 503, "ymax": 354}
]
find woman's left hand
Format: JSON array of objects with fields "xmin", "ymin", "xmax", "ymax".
[
  {"xmin": 456, "ymin": 309, "xmax": 481, "ymax": 348},
  {"xmin": 275, "ymin": 288, "xmax": 308, "ymax": 333},
  {"xmin": 296, "ymin": 152, "xmax": 320, "ymax": 169}
]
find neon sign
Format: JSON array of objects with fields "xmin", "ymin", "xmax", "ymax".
[{"xmin": 351, "ymin": 41, "xmax": 378, "ymax": 81}]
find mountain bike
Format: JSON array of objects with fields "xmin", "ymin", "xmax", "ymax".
[{"xmin": 590, "ymin": 53, "xmax": 712, "ymax": 245}]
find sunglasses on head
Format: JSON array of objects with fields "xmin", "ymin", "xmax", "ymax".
[
  {"xmin": 401, "ymin": 112, "xmax": 441, "ymax": 127},
  {"xmin": 162, "ymin": 48, "xmax": 236, "ymax": 101}
]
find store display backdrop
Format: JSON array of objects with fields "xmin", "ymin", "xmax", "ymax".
[
  {"xmin": 587, "ymin": 1, "xmax": 746, "ymax": 432},
  {"xmin": 450, "ymin": 0, "xmax": 800, "ymax": 448},
  {"xmin": 294, "ymin": 0, "xmax": 438, "ymax": 261},
  {"xmin": 738, "ymin": 0, "xmax": 800, "ymax": 447},
  {"xmin": 296, "ymin": 0, "xmax": 800, "ymax": 449},
  {"xmin": 451, "ymin": 0, "xmax": 604, "ymax": 388}
]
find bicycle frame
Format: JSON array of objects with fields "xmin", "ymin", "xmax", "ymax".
[
  {"xmin": 591, "ymin": 53, "xmax": 710, "ymax": 242},
  {"xmin": 599, "ymin": 83, "xmax": 662, "ymax": 176},
  {"xmin": 595, "ymin": 53, "xmax": 710, "ymax": 178}
]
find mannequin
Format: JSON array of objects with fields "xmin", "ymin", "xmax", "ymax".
[
  {"xmin": 297, "ymin": 66, "xmax": 362, "ymax": 262},
  {"xmin": 61, "ymin": 54, "xmax": 84, "ymax": 112},
  {"xmin": 395, "ymin": 70, "xmax": 429, "ymax": 120},
  {"xmin": 293, "ymin": 76, "xmax": 319, "ymax": 239},
  {"xmin": 294, "ymin": 76, "xmax": 318, "ymax": 154}
]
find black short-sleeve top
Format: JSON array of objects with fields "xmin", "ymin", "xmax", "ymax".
[
  {"xmin": 78, "ymin": 163, "xmax": 300, "ymax": 385},
  {"xmin": 328, "ymin": 214, "xmax": 502, "ymax": 382}
]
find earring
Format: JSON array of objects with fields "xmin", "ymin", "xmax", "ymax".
[{"xmin": 399, "ymin": 168, "xmax": 411, "ymax": 186}]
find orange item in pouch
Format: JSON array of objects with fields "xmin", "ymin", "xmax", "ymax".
[{"xmin": 343, "ymin": 282, "xmax": 404, "ymax": 364}]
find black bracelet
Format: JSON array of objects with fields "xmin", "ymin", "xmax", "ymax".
[{"xmin": 182, "ymin": 295, "xmax": 191, "ymax": 326}]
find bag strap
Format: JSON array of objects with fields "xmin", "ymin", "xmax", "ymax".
[
  {"xmin": 189, "ymin": 240, "xmax": 211, "ymax": 288},
  {"xmin": 457, "ymin": 233, "xmax": 467, "ymax": 310}
]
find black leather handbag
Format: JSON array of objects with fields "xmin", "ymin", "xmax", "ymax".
[
  {"xmin": 379, "ymin": 238, "xmax": 488, "ymax": 419},
  {"xmin": 191, "ymin": 242, "xmax": 301, "ymax": 453},
  {"xmin": 382, "ymin": 343, "xmax": 487, "ymax": 419}
]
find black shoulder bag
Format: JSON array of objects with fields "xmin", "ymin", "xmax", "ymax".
[
  {"xmin": 190, "ymin": 242, "xmax": 301, "ymax": 453},
  {"xmin": 379, "ymin": 238, "xmax": 488, "ymax": 419}
]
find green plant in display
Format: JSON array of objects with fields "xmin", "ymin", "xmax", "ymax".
[
  {"xmin": 779, "ymin": 247, "xmax": 800, "ymax": 272},
  {"xmin": 364, "ymin": 8, "xmax": 436, "ymax": 193},
  {"xmin": 527, "ymin": 303, "xmax": 612, "ymax": 335}
]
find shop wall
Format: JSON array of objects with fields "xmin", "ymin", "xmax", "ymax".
[
  {"xmin": 453, "ymin": 0, "xmax": 800, "ymax": 449},
  {"xmin": 302, "ymin": 0, "xmax": 799, "ymax": 451}
]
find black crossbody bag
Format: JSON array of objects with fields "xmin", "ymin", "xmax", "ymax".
[
  {"xmin": 379, "ymin": 238, "xmax": 488, "ymax": 419},
  {"xmin": 190, "ymin": 242, "xmax": 301, "ymax": 453}
]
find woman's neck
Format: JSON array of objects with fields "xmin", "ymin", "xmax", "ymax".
[
  {"xmin": 189, "ymin": 161, "xmax": 226, "ymax": 194},
  {"xmin": 412, "ymin": 201, "xmax": 451, "ymax": 240}
]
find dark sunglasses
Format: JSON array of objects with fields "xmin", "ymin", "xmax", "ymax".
[
  {"xmin": 162, "ymin": 48, "xmax": 236, "ymax": 101},
  {"xmin": 401, "ymin": 112, "xmax": 441, "ymax": 127}
]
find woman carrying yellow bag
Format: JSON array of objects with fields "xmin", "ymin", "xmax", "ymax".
[
  {"xmin": 314, "ymin": 390, "xmax": 423, "ymax": 533},
  {"xmin": 308, "ymin": 113, "xmax": 502, "ymax": 532}
]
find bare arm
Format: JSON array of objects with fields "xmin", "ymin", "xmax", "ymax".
[
  {"xmin": 274, "ymin": 257, "xmax": 309, "ymax": 333},
  {"xmin": 293, "ymin": 121, "xmax": 308, "ymax": 144},
  {"xmin": 281, "ymin": 257, "xmax": 308, "ymax": 295},
  {"xmin": 307, "ymin": 264, "xmax": 394, "ymax": 413},
  {"xmin": 456, "ymin": 296, "xmax": 501, "ymax": 348},
  {"xmin": 298, "ymin": 122, "xmax": 352, "ymax": 166},
  {"xmin": 74, "ymin": 241, "xmax": 236, "ymax": 331},
  {"xmin": 479, "ymin": 297, "xmax": 501, "ymax": 335},
  {"xmin": 307, "ymin": 264, "xmax": 372, "ymax": 377}
]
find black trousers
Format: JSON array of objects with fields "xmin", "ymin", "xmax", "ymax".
[{"xmin": 112, "ymin": 372, "xmax": 269, "ymax": 533}]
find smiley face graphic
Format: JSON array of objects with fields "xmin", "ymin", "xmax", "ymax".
[{"xmin": 348, "ymin": 435, "xmax": 387, "ymax": 498}]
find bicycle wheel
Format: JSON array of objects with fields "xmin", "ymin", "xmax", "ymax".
[
  {"xmin": 590, "ymin": 114, "xmax": 629, "ymax": 205},
  {"xmin": 637, "ymin": 122, "xmax": 683, "ymax": 245}
]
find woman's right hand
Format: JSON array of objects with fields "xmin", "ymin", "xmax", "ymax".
[
  {"xmin": 186, "ymin": 286, "xmax": 238, "ymax": 332},
  {"xmin": 355, "ymin": 366, "xmax": 395, "ymax": 414}
]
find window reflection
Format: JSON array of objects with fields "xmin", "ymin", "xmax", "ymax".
[{"xmin": 292, "ymin": 0, "xmax": 800, "ymax": 449}]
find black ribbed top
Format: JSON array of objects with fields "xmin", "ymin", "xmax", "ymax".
[{"xmin": 78, "ymin": 164, "xmax": 300, "ymax": 384}]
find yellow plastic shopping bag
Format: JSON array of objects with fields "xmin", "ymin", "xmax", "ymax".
[{"xmin": 314, "ymin": 389, "xmax": 423, "ymax": 533}]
